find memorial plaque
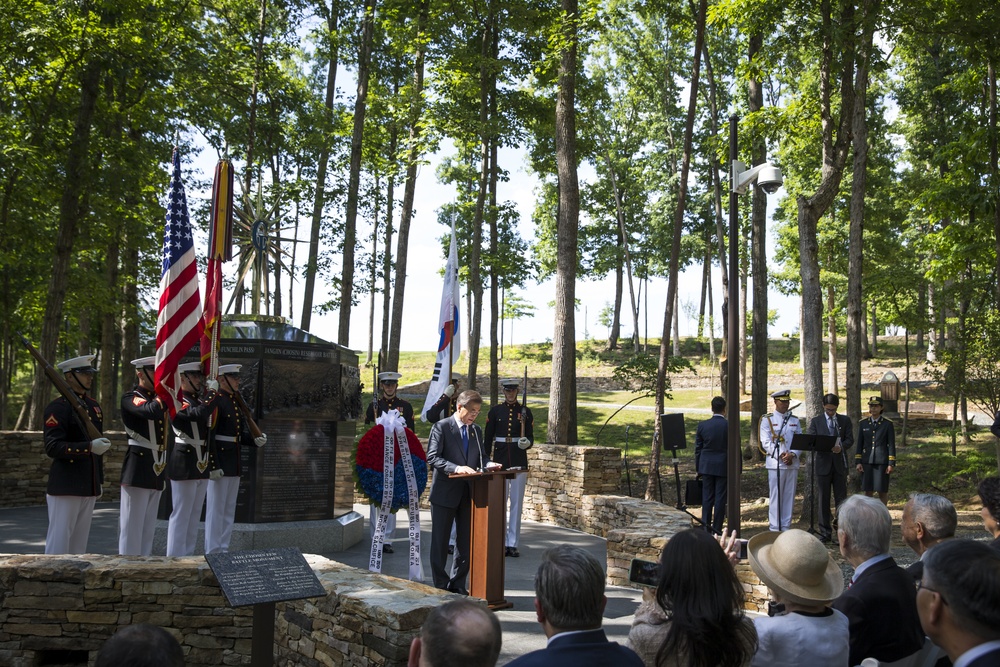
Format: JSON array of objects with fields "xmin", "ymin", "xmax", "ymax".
[{"xmin": 205, "ymin": 547, "xmax": 326, "ymax": 608}]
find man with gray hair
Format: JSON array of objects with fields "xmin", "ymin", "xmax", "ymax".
[
  {"xmin": 833, "ymin": 494, "xmax": 924, "ymax": 666},
  {"xmin": 918, "ymin": 539, "xmax": 1000, "ymax": 666},
  {"xmin": 506, "ymin": 545, "xmax": 643, "ymax": 667},
  {"xmin": 901, "ymin": 492, "xmax": 957, "ymax": 581},
  {"xmin": 408, "ymin": 599, "xmax": 502, "ymax": 667}
]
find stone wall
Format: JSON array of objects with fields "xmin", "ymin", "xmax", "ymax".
[
  {"xmin": 0, "ymin": 553, "xmax": 461, "ymax": 667},
  {"xmin": 0, "ymin": 431, "xmax": 126, "ymax": 508}
]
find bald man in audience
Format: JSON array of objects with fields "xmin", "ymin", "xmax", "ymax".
[{"xmin": 408, "ymin": 599, "xmax": 501, "ymax": 667}]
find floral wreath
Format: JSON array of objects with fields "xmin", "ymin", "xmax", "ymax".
[{"xmin": 353, "ymin": 423, "xmax": 427, "ymax": 510}]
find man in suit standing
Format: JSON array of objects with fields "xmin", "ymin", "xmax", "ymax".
[
  {"xmin": 426, "ymin": 389, "xmax": 499, "ymax": 594},
  {"xmin": 918, "ymin": 539, "xmax": 1000, "ymax": 667},
  {"xmin": 901, "ymin": 493, "xmax": 957, "ymax": 581},
  {"xmin": 832, "ymin": 494, "xmax": 924, "ymax": 666},
  {"xmin": 805, "ymin": 393, "xmax": 854, "ymax": 542},
  {"xmin": 695, "ymin": 396, "xmax": 728, "ymax": 534},
  {"xmin": 506, "ymin": 545, "xmax": 643, "ymax": 667}
]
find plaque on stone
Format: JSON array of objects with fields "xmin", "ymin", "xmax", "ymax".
[{"xmin": 206, "ymin": 547, "xmax": 326, "ymax": 607}]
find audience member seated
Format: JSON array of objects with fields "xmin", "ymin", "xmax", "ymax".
[
  {"xmin": 748, "ymin": 529, "xmax": 849, "ymax": 667},
  {"xmin": 918, "ymin": 539, "xmax": 1000, "ymax": 666},
  {"xmin": 832, "ymin": 495, "xmax": 924, "ymax": 666},
  {"xmin": 901, "ymin": 493, "xmax": 957, "ymax": 581},
  {"xmin": 626, "ymin": 528, "xmax": 757, "ymax": 667},
  {"xmin": 507, "ymin": 544, "xmax": 644, "ymax": 667},
  {"xmin": 408, "ymin": 598, "xmax": 501, "ymax": 667},
  {"xmin": 95, "ymin": 624, "xmax": 184, "ymax": 667},
  {"xmin": 977, "ymin": 476, "xmax": 1000, "ymax": 551}
]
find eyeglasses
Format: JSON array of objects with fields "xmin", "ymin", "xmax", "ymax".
[{"xmin": 915, "ymin": 580, "xmax": 947, "ymax": 604}]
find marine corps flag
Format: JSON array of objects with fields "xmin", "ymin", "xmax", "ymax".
[
  {"xmin": 200, "ymin": 158, "xmax": 234, "ymax": 377},
  {"xmin": 420, "ymin": 224, "xmax": 461, "ymax": 421}
]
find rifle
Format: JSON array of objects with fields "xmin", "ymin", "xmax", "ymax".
[
  {"xmin": 231, "ymin": 388, "xmax": 264, "ymax": 440},
  {"xmin": 20, "ymin": 335, "xmax": 102, "ymax": 441},
  {"xmin": 520, "ymin": 365, "xmax": 529, "ymax": 441}
]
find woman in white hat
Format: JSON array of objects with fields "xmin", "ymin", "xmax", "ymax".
[{"xmin": 748, "ymin": 529, "xmax": 849, "ymax": 666}]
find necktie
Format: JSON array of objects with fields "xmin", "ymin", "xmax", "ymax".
[
  {"xmin": 829, "ymin": 417, "xmax": 837, "ymax": 436},
  {"xmin": 461, "ymin": 425, "xmax": 469, "ymax": 456}
]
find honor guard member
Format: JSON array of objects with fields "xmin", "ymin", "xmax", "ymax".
[
  {"xmin": 485, "ymin": 378, "xmax": 533, "ymax": 557},
  {"xmin": 205, "ymin": 364, "xmax": 266, "ymax": 554},
  {"xmin": 43, "ymin": 354, "xmax": 109, "ymax": 554},
  {"xmin": 166, "ymin": 362, "xmax": 221, "ymax": 557},
  {"xmin": 759, "ymin": 389, "xmax": 803, "ymax": 532},
  {"xmin": 856, "ymin": 396, "xmax": 895, "ymax": 505},
  {"xmin": 363, "ymin": 370, "xmax": 414, "ymax": 552},
  {"xmin": 365, "ymin": 371, "xmax": 415, "ymax": 430},
  {"xmin": 119, "ymin": 357, "xmax": 168, "ymax": 556},
  {"xmin": 426, "ymin": 373, "xmax": 462, "ymax": 424}
]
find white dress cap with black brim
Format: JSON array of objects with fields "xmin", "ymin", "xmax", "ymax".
[
  {"xmin": 218, "ymin": 364, "xmax": 242, "ymax": 376},
  {"xmin": 57, "ymin": 355, "xmax": 97, "ymax": 373},
  {"xmin": 377, "ymin": 371, "xmax": 402, "ymax": 382},
  {"xmin": 131, "ymin": 356, "xmax": 156, "ymax": 369},
  {"xmin": 770, "ymin": 389, "xmax": 792, "ymax": 400},
  {"xmin": 177, "ymin": 362, "xmax": 204, "ymax": 374},
  {"xmin": 500, "ymin": 379, "xmax": 520, "ymax": 388}
]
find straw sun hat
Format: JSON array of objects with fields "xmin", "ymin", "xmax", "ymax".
[{"xmin": 748, "ymin": 529, "xmax": 844, "ymax": 605}]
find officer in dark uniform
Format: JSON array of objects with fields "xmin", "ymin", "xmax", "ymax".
[
  {"xmin": 362, "ymin": 370, "xmax": 415, "ymax": 552},
  {"xmin": 366, "ymin": 371, "xmax": 415, "ymax": 430},
  {"xmin": 205, "ymin": 363, "xmax": 266, "ymax": 554},
  {"xmin": 856, "ymin": 396, "xmax": 895, "ymax": 505},
  {"xmin": 166, "ymin": 361, "xmax": 221, "ymax": 557},
  {"xmin": 119, "ymin": 356, "xmax": 168, "ymax": 556},
  {"xmin": 426, "ymin": 373, "xmax": 461, "ymax": 424},
  {"xmin": 485, "ymin": 378, "xmax": 533, "ymax": 557},
  {"xmin": 43, "ymin": 354, "xmax": 109, "ymax": 555}
]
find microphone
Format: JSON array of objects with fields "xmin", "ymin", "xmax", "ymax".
[{"xmin": 472, "ymin": 426, "xmax": 487, "ymax": 472}]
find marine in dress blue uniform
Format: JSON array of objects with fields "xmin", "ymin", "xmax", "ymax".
[
  {"xmin": 119, "ymin": 356, "xmax": 168, "ymax": 556},
  {"xmin": 205, "ymin": 364, "xmax": 266, "ymax": 554},
  {"xmin": 43, "ymin": 354, "xmax": 109, "ymax": 555},
  {"xmin": 759, "ymin": 389, "xmax": 803, "ymax": 532},
  {"xmin": 856, "ymin": 396, "xmax": 895, "ymax": 505},
  {"xmin": 484, "ymin": 378, "xmax": 533, "ymax": 557},
  {"xmin": 166, "ymin": 362, "xmax": 221, "ymax": 557}
]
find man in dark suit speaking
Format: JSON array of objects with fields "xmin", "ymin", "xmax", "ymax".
[
  {"xmin": 806, "ymin": 393, "xmax": 854, "ymax": 542},
  {"xmin": 426, "ymin": 389, "xmax": 499, "ymax": 594},
  {"xmin": 694, "ymin": 396, "xmax": 728, "ymax": 534}
]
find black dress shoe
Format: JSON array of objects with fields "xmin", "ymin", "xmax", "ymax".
[
  {"xmin": 505, "ymin": 547, "xmax": 520, "ymax": 557},
  {"xmin": 382, "ymin": 543, "xmax": 394, "ymax": 554}
]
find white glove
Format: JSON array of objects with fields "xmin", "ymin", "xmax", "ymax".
[
  {"xmin": 518, "ymin": 437, "xmax": 531, "ymax": 450},
  {"xmin": 209, "ymin": 469, "xmax": 224, "ymax": 480},
  {"xmin": 90, "ymin": 438, "xmax": 112, "ymax": 456},
  {"xmin": 254, "ymin": 434, "xmax": 267, "ymax": 447},
  {"xmin": 205, "ymin": 379, "xmax": 219, "ymax": 392},
  {"xmin": 444, "ymin": 384, "xmax": 456, "ymax": 398}
]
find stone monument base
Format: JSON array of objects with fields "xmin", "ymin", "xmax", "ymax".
[{"xmin": 152, "ymin": 511, "xmax": 364, "ymax": 555}]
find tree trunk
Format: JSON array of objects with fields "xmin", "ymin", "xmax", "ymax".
[
  {"xmin": 608, "ymin": 247, "xmax": 622, "ymax": 351},
  {"xmin": 387, "ymin": 0, "xmax": 429, "ymax": 371},
  {"xmin": 29, "ymin": 58, "xmax": 102, "ymax": 428},
  {"xmin": 488, "ymin": 25, "xmax": 499, "ymax": 404},
  {"xmin": 301, "ymin": 3, "xmax": 339, "ymax": 332},
  {"xmin": 749, "ymin": 31, "xmax": 769, "ymax": 458},
  {"xmin": 367, "ymin": 175, "xmax": 380, "ymax": 364},
  {"xmin": 548, "ymin": 0, "xmax": 580, "ymax": 446},
  {"xmin": 651, "ymin": 0, "xmax": 706, "ymax": 499},
  {"xmin": 337, "ymin": 0, "xmax": 377, "ymax": 346},
  {"xmin": 99, "ymin": 228, "xmax": 121, "ymax": 426},
  {"xmin": 827, "ymin": 282, "xmax": 838, "ymax": 395},
  {"xmin": 739, "ymin": 262, "xmax": 747, "ymax": 394},
  {"xmin": 381, "ymin": 127, "xmax": 398, "ymax": 362},
  {"xmin": 603, "ymin": 148, "xmax": 640, "ymax": 353},
  {"xmin": 990, "ymin": 60, "xmax": 1000, "ymax": 307},
  {"xmin": 698, "ymin": 244, "xmax": 709, "ymax": 340}
]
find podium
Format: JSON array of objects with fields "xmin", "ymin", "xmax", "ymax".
[
  {"xmin": 450, "ymin": 468, "xmax": 526, "ymax": 610},
  {"xmin": 790, "ymin": 432, "xmax": 838, "ymax": 536}
]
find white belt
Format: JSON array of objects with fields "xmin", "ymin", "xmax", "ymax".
[
  {"xmin": 215, "ymin": 435, "xmax": 237, "ymax": 443},
  {"xmin": 494, "ymin": 437, "xmax": 519, "ymax": 443}
]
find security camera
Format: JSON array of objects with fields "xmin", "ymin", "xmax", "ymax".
[{"xmin": 757, "ymin": 165, "xmax": 783, "ymax": 194}]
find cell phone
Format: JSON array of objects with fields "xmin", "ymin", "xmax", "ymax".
[
  {"xmin": 737, "ymin": 538, "xmax": 748, "ymax": 560},
  {"xmin": 628, "ymin": 558, "xmax": 660, "ymax": 587}
]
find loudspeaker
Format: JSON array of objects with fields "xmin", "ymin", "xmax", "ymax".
[{"xmin": 660, "ymin": 413, "xmax": 686, "ymax": 450}]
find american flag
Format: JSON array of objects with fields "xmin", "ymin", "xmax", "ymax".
[{"xmin": 155, "ymin": 147, "xmax": 202, "ymax": 417}]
